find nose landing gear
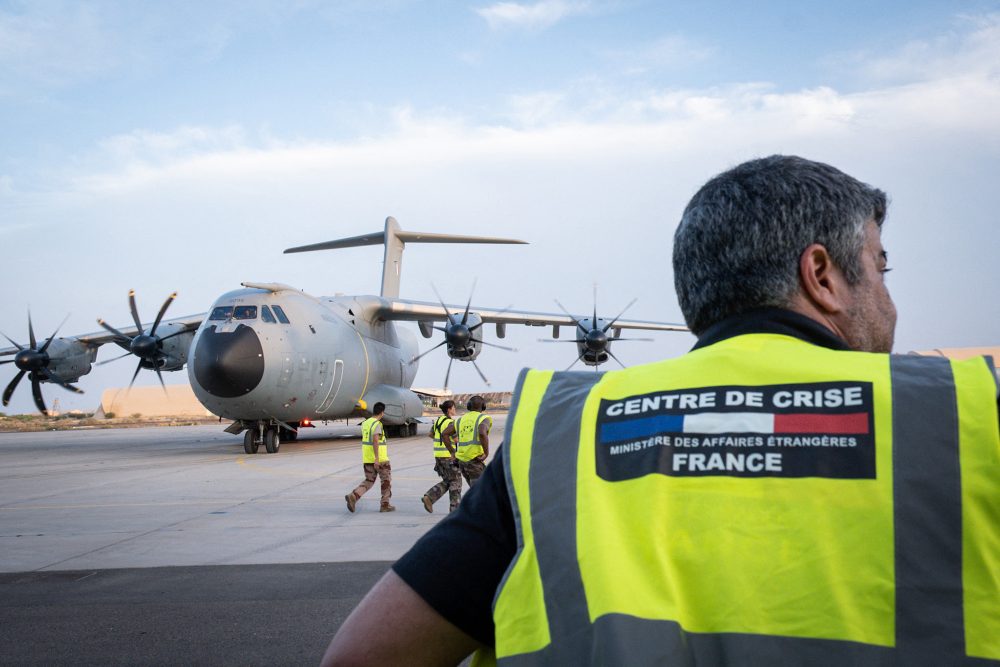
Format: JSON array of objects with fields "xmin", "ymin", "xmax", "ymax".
[{"xmin": 236, "ymin": 420, "xmax": 296, "ymax": 454}]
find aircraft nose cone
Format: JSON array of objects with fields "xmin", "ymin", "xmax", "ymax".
[{"xmin": 192, "ymin": 324, "xmax": 265, "ymax": 398}]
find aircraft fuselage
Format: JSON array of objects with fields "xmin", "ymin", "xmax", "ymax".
[{"xmin": 187, "ymin": 286, "xmax": 419, "ymax": 424}]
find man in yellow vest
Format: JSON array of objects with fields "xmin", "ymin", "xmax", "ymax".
[
  {"xmin": 421, "ymin": 400, "xmax": 462, "ymax": 513},
  {"xmin": 322, "ymin": 156, "xmax": 1000, "ymax": 665},
  {"xmin": 345, "ymin": 401, "xmax": 395, "ymax": 513},
  {"xmin": 454, "ymin": 395, "xmax": 492, "ymax": 487}
]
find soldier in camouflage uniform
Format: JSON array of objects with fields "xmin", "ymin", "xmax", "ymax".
[
  {"xmin": 345, "ymin": 402, "xmax": 395, "ymax": 513},
  {"xmin": 421, "ymin": 400, "xmax": 462, "ymax": 513}
]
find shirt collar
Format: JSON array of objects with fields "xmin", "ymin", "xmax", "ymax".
[{"xmin": 692, "ymin": 307, "xmax": 852, "ymax": 352}]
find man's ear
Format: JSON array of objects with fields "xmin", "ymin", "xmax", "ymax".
[{"xmin": 799, "ymin": 243, "xmax": 848, "ymax": 315}]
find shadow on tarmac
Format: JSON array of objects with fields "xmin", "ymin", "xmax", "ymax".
[{"xmin": 0, "ymin": 562, "xmax": 389, "ymax": 666}]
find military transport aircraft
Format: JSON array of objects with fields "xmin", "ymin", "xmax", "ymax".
[{"xmin": 0, "ymin": 217, "xmax": 687, "ymax": 454}]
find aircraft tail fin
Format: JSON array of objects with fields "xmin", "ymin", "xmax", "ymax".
[{"xmin": 284, "ymin": 217, "xmax": 527, "ymax": 298}]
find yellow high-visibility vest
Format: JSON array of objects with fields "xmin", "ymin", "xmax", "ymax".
[
  {"xmin": 488, "ymin": 334, "xmax": 1000, "ymax": 664},
  {"xmin": 361, "ymin": 416, "xmax": 387, "ymax": 463},
  {"xmin": 456, "ymin": 411, "xmax": 492, "ymax": 462},
  {"xmin": 432, "ymin": 415, "xmax": 455, "ymax": 458}
]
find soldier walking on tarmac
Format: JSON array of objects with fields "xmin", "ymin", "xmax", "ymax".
[
  {"xmin": 345, "ymin": 402, "xmax": 395, "ymax": 513},
  {"xmin": 455, "ymin": 395, "xmax": 492, "ymax": 487},
  {"xmin": 421, "ymin": 400, "xmax": 462, "ymax": 513}
]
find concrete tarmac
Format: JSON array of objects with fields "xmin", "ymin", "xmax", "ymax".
[{"xmin": 0, "ymin": 418, "xmax": 503, "ymax": 665}]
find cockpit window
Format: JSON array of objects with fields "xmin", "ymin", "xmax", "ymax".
[
  {"xmin": 261, "ymin": 306, "xmax": 276, "ymax": 323},
  {"xmin": 272, "ymin": 305, "xmax": 291, "ymax": 324},
  {"xmin": 209, "ymin": 306, "xmax": 234, "ymax": 321},
  {"xmin": 233, "ymin": 306, "xmax": 257, "ymax": 320}
]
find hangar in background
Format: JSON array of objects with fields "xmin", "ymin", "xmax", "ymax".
[{"xmin": 95, "ymin": 385, "xmax": 213, "ymax": 418}]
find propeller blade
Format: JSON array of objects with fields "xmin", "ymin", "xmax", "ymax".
[
  {"xmin": 409, "ymin": 340, "xmax": 448, "ymax": 365},
  {"xmin": 3, "ymin": 370, "xmax": 26, "ymax": 406},
  {"xmin": 97, "ymin": 318, "xmax": 133, "ymax": 342},
  {"xmin": 461, "ymin": 279, "xmax": 478, "ymax": 325},
  {"xmin": 608, "ymin": 337, "xmax": 654, "ymax": 343},
  {"xmin": 471, "ymin": 338, "xmax": 517, "ymax": 353},
  {"xmin": 38, "ymin": 314, "xmax": 70, "ymax": 354},
  {"xmin": 432, "ymin": 325, "xmax": 449, "ymax": 334},
  {"xmin": 158, "ymin": 328, "xmax": 190, "ymax": 342},
  {"xmin": 0, "ymin": 331, "xmax": 24, "ymax": 351},
  {"xmin": 30, "ymin": 374, "xmax": 48, "ymax": 415},
  {"xmin": 470, "ymin": 358, "xmax": 491, "ymax": 386},
  {"xmin": 28, "ymin": 311, "xmax": 37, "ymax": 349},
  {"xmin": 602, "ymin": 298, "xmax": 638, "ymax": 333},
  {"xmin": 50, "ymin": 379, "xmax": 84, "ymax": 395},
  {"xmin": 154, "ymin": 366, "xmax": 167, "ymax": 393},
  {"xmin": 96, "ymin": 351, "xmax": 134, "ymax": 366},
  {"xmin": 149, "ymin": 292, "xmax": 177, "ymax": 337},
  {"xmin": 128, "ymin": 290, "xmax": 143, "ymax": 333},
  {"xmin": 431, "ymin": 284, "xmax": 454, "ymax": 323},
  {"xmin": 470, "ymin": 303, "xmax": 514, "ymax": 334},
  {"xmin": 128, "ymin": 360, "xmax": 143, "ymax": 391},
  {"xmin": 564, "ymin": 355, "xmax": 584, "ymax": 372},
  {"xmin": 553, "ymin": 299, "xmax": 586, "ymax": 334},
  {"xmin": 607, "ymin": 349, "xmax": 627, "ymax": 369},
  {"xmin": 443, "ymin": 357, "xmax": 454, "ymax": 391},
  {"xmin": 592, "ymin": 284, "xmax": 598, "ymax": 332},
  {"xmin": 538, "ymin": 339, "xmax": 581, "ymax": 343},
  {"xmin": 0, "ymin": 359, "xmax": 16, "ymax": 365}
]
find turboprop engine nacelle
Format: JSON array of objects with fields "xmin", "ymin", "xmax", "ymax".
[
  {"xmin": 575, "ymin": 316, "xmax": 613, "ymax": 366},
  {"xmin": 446, "ymin": 311, "xmax": 483, "ymax": 361},
  {"xmin": 42, "ymin": 339, "xmax": 97, "ymax": 383},
  {"xmin": 152, "ymin": 323, "xmax": 195, "ymax": 371}
]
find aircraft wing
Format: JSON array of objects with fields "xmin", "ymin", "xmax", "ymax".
[
  {"xmin": 374, "ymin": 298, "xmax": 688, "ymax": 333},
  {"xmin": 0, "ymin": 313, "xmax": 205, "ymax": 357}
]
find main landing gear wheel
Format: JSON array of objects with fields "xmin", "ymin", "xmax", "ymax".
[
  {"xmin": 264, "ymin": 427, "xmax": 280, "ymax": 454},
  {"xmin": 243, "ymin": 428, "xmax": 260, "ymax": 454},
  {"xmin": 408, "ymin": 422, "xmax": 418, "ymax": 436}
]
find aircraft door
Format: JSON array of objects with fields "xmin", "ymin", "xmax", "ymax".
[{"xmin": 317, "ymin": 360, "xmax": 344, "ymax": 414}]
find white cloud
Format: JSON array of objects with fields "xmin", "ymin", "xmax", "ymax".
[
  {"xmin": 836, "ymin": 12, "xmax": 1000, "ymax": 85},
  {"xmin": 476, "ymin": 0, "xmax": 591, "ymax": 31}
]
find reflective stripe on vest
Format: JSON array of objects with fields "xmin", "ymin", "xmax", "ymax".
[
  {"xmin": 361, "ymin": 416, "xmax": 387, "ymax": 463},
  {"xmin": 456, "ymin": 411, "xmax": 492, "ymax": 461},
  {"xmin": 433, "ymin": 415, "xmax": 454, "ymax": 458},
  {"xmin": 490, "ymin": 337, "xmax": 1000, "ymax": 665}
]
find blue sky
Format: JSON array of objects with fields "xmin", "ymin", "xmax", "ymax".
[{"xmin": 2, "ymin": 0, "xmax": 1000, "ymax": 414}]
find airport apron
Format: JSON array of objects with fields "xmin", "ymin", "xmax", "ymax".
[
  {"xmin": 433, "ymin": 416, "xmax": 455, "ymax": 458},
  {"xmin": 456, "ymin": 411, "xmax": 492, "ymax": 462},
  {"xmin": 361, "ymin": 417, "xmax": 387, "ymax": 463},
  {"xmin": 486, "ymin": 334, "xmax": 1000, "ymax": 665}
]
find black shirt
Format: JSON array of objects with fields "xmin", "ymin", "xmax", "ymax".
[{"xmin": 391, "ymin": 307, "xmax": 998, "ymax": 645}]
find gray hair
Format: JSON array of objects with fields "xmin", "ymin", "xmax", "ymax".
[{"xmin": 673, "ymin": 155, "xmax": 887, "ymax": 335}]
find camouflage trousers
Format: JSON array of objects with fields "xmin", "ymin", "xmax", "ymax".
[
  {"xmin": 458, "ymin": 458, "xmax": 486, "ymax": 487},
  {"xmin": 424, "ymin": 458, "xmax": 462, "ymax": 512},
  {"xmin": 350, "ymin": 462, "xmax": 392, "ymax": 507}
]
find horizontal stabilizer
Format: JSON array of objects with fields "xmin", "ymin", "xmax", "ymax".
[
  {"xmin": 283, "ymin": 217, "xmax": 527, "ymax": 298},
  {"xmin": 283, "ymin": 229, "xmax": 526, "ymax": 254}
]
